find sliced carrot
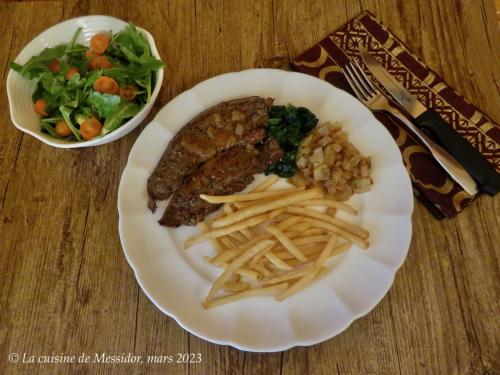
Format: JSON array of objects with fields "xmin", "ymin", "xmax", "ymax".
[
  {"xmin": 119, "ymin": 85, "xmax": 138, "ymax": 101},
  {"xmin": 34, "ymin": 99, "xmax": 47, "ymax": 116},
  {"xmin": 48, "ymin": 59, "xmax": 61, "ymax": 73},
  {"xmin": 65, "ymin": 66, "xmax": 80, "ymax": 80},
  {"xmin": 85, "ymin": 49, "xmax": 93, "ymax": 59},
  {"xmin": 88, "ymin": 54, "xmax": 112, "ymax": 70},
  {"xmin": 90, "ymin": 33, "xmax": 110, "ymax": 55},
  {"xmin": 80, "ymin": 118, "xmax": 103, "ymax": 140},
  {"xmin": 93, "ymin": 76, "xmax": 119, "ymax": 95},
  {"xmin": 54, "ymin": 120, "xmax": 72, "ymax": 137}
]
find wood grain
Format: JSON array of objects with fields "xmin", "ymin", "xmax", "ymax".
[{"xmin": 0, "ymin": 1, "xmax": 498, "ymax": 374}]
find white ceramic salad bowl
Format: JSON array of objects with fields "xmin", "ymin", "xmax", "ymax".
[{"xmin": 6, "ymin": 15, "xmax": 164, "ymax": 148}]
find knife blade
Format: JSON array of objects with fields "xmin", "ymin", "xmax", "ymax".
[{"xmin": 359, "ymin": 45, "xmax": 500, "ymax": 195}]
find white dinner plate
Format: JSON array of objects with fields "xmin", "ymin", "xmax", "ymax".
[{"xmin": 118, "ymin": 69, "xmax": 413, "ymax": 352}]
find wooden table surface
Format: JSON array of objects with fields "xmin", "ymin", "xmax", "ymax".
[{"xmin": 1, "ymin": 1, "xmax": 499, "ymax": 374}]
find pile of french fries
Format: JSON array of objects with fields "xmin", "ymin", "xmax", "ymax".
[{"xmin": 184, "ymin": 175, "xmax": 370, "ymax": 309}]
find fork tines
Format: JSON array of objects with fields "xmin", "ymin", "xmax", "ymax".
[{"xmin": 341, "ymin": 60, "xmax": 378, "ymax": 101}]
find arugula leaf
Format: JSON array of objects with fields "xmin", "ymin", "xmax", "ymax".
[
  {"xmin": 39, "ymin": 73, "xmax": 64, "ymax": 95},
  {"xmin": 83, "ymin": 70, "xmax": 102, "ymax": 93},
  {"xmin": 67, "ymin": 73, "xmax": 86, "ymax": 89},
  {"xmin": 12, "ymin": 44, "xmax": 67, "ymax": 79},
  {"xmin": 102, "ymin": 101, "xmax": 140, "ymax": 134},
  {"xmin": 87, "ymin": 91, "xmax": 140, "ymax": 134},
  {"xmin": 110, "ymin": 23, "xmax": 150, "ymax": 59},
  {"xmin": 127, "ymin": 59, "xmax": 164, "ymax": 79},
  {"xmin": 10, "ymin": 62, "xmax": 23, "ymax": 73},
  {"xmin": 40, "ymin": 119, "xmax": 59, "ymax": 137},
  {"xmin": 87, "ymin": 91, "xmax": 122, "ymax": 118},
  {"xmin": 32, "ymin": 82, "xmax": 44, "ymax": 102},
  {"xmin": 134, "ymin": 72, "xmax": 152, "ymax": 102},
  {"xmin": 66, "ymin": 50, "xmax": 88, "ymax": 76},
  {"xmin": 69, "ymin": 28, "xmax": 82, "ymax": 49},
  {"xmin": 40, "ymin": 116, "xmax": 64, "ymax": 124},
  {"xmin": 59, "ymin": 105, "xmax": 81, "ymax": 140}
]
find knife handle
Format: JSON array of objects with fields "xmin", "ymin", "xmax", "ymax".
[{"xmin": 415, "ymin": 109, "xmax": 500, "ymax": 195}]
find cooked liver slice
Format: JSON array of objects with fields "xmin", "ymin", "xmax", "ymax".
[
  {"xmin": 160, "ymin": 139, "xmax": 283, "ymax": 227},
  {"xmin": 147, "ymin": 97, "xmax": 273, "ymax": 211}
]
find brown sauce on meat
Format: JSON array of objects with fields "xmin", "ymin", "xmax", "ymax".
[{"xmin": 147, "ymin": 97, "xmax": 274, "ymax": 211}]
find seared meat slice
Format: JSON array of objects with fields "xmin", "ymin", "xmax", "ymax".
[
  {"xmin": 147, "ymin": 96, "xmax": 274, "ymax": 210},
  {"xmin": 160, "ymin": 139, "xmax": 283, "ymax": 227}
]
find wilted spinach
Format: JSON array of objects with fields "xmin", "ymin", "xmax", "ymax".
[{"xmin": 265, "ymin": 104, "xmax": 318, "ymax": 177}]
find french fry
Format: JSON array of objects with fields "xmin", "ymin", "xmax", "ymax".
[
  {"xmin": 286, "ymin": 206, "xmax": 369, "ymax": 239},
  {"xmin": 231, "ymin": 176, "xmax": 292, "ymax": 209},
  {"xmin": 272, "ymin": 213, "xmax": 295, "ymax": 222},
  {"xmin": 251, "ymin": 175, "xmax": 279, "ymax": 192},
  {"xmin": 231, "ymin": 267, "xmax": 261, "ymax": 280},
  {"xmin": 228, "ymin": 231, "xmax": 248, "ymax": 244},
  {"xmin": 223, "ymin": 203, "xmax": 234, "ymax": 215},
  {"xmin": 282, "ymin": 232, "xmax": 302, "ymax": 240},
  {"xmin": 215, "ymin": 234, "xmax": 275, "ymax": 269},
  {"xmin": 277, "ymin": 216, "xmax": 302, "ymax": 230},
  {"xmin": 314, "ymin": 266, "xmax": 332, "ymax": 282},
  {"xmin": 209, "ymin": 262, "xmax": 261, "ymax": 280},
  {"xmin": 261, "ymin": 265, "xmax": 314, "ymax": 286},
  {"xmin": 326, "ymin": 207, "xmax": 337, "ymax": 216},
  {"xmin": 223, "ymin": 203, "xmax": 254, "ymax": 240},
  {"xmin": 223, "ymin": 281, "xmax": 250, "ymax": 293},
  {"xmin": 193, "ymin": 177, "xmax": 369, "ymax": 308},
  {"xmin": 211, "ymin": 188, "xmax": 323, "ymax": 228},
  {"xmin": 267, "ymin": 226, "xmax": 308, "ymax": 262},
  {"xmin": 185, "ymin": 212, "xmax": 271, "ymax": 248},
  {"xmin": 208, "ymin": 248, "xmax": 244, "ymax": 266},
  {"xmin": 219, "ymin": 263, "xmax": 262, "ymax": 280},
  {"xmin": 264, "ymin": 252, "xmax": 293, "ymax": 271},
  {"xmin": 302, "ymin": 218, "xmax": 369, "ymax": 249},
  {"xmin": 292, "ymin": 235, "xmax": 331, "ymax": 246},
  {"xmin": 204, "ymin": 240, "xmax": 274, "ymax": 303},
  {"xmin": 203, "ymin": 283, "xmax": 288, "ymax": 309},
  {"xmin": 275, "ymin": 267, "xmax": 324, "ymax": 301},
  {"xmin": 209, "ymin": 233, "xmax": 273, "ymax": 265},
  {"xmin": 220, "ymin": 236, "xmax": 240, "ymax": 249},
  {"xmin": 268, "ymin": 208, "xmax": 286, "ymax": 220},
  {"xmin": 284, "ymin": 259, "xmax": 312, "ymax": 267},
  {"xmin": 247, "ymin": 218, "xmax": 299, "ymax": 268},
  {"xmin": 274, "ymin": 244, "xmax": 326, "ymax": 260},
  {"xmin": 300, "ymin": 243, "xmax": 329, "ymax": 252},
  {"xmin": 252, "ymin": 263, "xmax": 274, "ymax": 277},
  {"xmin": 284, "ymin": 243, "xmax": 352, "ymax": 266},
  {"xmin": 240, "ymin": 228, "xmax": 255, "ymax": 241},
  {"xmin": 298, "ymin": 199, "xmax": 358, "ymax": 215},
  {"xmin": 200, "ymin": 187, "xmax": 305, "ymax": 204},
  {"xmin": 284, "ymin": 223, "xmax": 311, "ymax": 232},
  {"xmin": 233, "ymin": 201, "xmax": 247, "ymax": 210},
  {"xmin": 198, "ymin": 222, "xmax": 225, "ymax": 253},
  {"xmin": 234, "ymin": 197, "xmax": 278, "ymax": 210},
  {"xmin": 301, "ymin": 228, "xmax": 326, "ymax": 236},
  {"xmin": 315, "ymin": 235, "xmax": 338, "ymax": 268},
  {"xmin": 309, "ymin": 242, "xmax": 351, "ymax": 262}
]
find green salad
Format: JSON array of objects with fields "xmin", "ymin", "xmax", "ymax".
[{"xmin": 10, "ymin": 23, "xmax": 164, "ymax": 141}]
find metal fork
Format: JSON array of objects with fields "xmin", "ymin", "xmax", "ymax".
[{"xmin": 342, "ymin": 60, "xmax": 478, "ymax": 196}]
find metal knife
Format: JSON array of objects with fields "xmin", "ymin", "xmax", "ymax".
[{"xmin": 359, "ymin": 45, "xmax": 500, "ymax": 196}]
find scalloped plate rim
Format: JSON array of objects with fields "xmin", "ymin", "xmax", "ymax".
[{"xmin": 118, "ymin": 68, "xmax": 414, "ymax": 352}]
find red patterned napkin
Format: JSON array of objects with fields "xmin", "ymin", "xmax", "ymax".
[{"xmin": 292, "ymin": 11, "xmax": 499, "ymax": 218}]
